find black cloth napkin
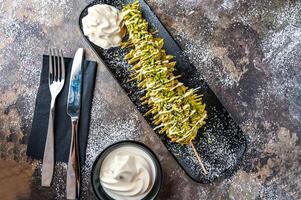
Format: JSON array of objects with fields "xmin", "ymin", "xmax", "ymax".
[{"xmin": 27, "ymin": 55, "xmax": 97, "ymax": 164}]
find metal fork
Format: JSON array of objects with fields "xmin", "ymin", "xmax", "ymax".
[{"xmin": 41, "ymin": 48, "xmax": 65, "ymax": 187}]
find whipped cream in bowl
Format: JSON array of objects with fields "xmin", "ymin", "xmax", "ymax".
[
  {"xmin": 81, "ymin": 4, "xmax": 125, "ymax": 49},
  {"xmin": 91, "ymin": 141, "xmax": 162, "ymax": 200}
]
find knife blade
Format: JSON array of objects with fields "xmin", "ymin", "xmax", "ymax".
[
  {"xmin": 67, "ymin": 48, "xmax": 84, "ymax": 119},
  {"xmin": 66, "ymin": 48, "xmax": 84, "ymax": 200}
]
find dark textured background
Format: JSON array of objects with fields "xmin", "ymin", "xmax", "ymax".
[{"xmin": 0, "ymin": 0, "xmax": 300, "ymax": 199}]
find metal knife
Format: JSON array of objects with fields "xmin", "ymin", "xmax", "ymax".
[{"xmin": 66, "ymin": 48, "xmax": 84, "ymax": 199}]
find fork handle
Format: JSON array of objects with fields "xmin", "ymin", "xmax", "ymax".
[
  {"xmin": 66, "ymin": 119, "xmax": 80, "ymax": 199},
  {"xmin": 41, "ymin": 99, "xmax": 55, "ymax": 187}
]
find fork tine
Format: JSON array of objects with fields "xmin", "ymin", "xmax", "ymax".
[
  {"xmin": 56, "ymin": 49, "xmax": 61, "ymax": 81},
  {"xmin": 48, "ymin": 48, "xmax": 53, "ymax": 83},
  {"xmin": 53, "ymin": 48, "xmax": 57, "ymax": 81},
  {"xmin": 59, "ymin": 49, "xmax": 65, "ymax": 81}
]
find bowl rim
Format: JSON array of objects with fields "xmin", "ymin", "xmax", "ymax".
[{"xmin": 91, "ymin": 140, "xmax": 163, "ymax": 200}]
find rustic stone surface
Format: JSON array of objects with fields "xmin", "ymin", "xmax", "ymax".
[{"xmin": 0, "ymin": 0, "xmax": 300, "ymax": 199}]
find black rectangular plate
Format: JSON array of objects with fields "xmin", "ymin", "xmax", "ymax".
[{"xmin": 79, "ymin": 0, "xmax": 247, "ymax": 183}]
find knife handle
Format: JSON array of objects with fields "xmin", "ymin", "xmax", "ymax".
[
  {"xmin": 67, "ymin": 119, "xmax": 80, "ymax": 199},
  {"xmin": 41, "ymin": 100, "xmax": 55, "ymax": 187}
]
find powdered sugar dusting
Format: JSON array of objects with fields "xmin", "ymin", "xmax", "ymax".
[{"xmin": 262, "ymin": 2, "xmax": 301, "ymax": 100}]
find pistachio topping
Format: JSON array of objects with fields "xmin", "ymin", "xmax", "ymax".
[{"xmin": 121, "ymin": 1, "xmax": 207, "ymax": 145}]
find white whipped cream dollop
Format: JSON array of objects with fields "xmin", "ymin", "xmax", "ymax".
[
  {"xmin": 82, "ymin": 4, "xmax": 125, "ymax": 49},
  {"xmin": 100, "ymin": 146, "xmax": 156, "ymax": 200}
]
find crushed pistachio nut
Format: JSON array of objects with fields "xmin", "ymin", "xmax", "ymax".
[{"xmin": 121, "ymin": 1, "xmax": 207, "ymax": 144}]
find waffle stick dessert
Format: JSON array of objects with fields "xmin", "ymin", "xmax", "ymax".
[{"xmin": 121, "ymin": 1, "xmax": 208, "ymax": 174}]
